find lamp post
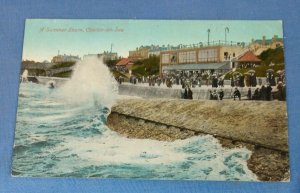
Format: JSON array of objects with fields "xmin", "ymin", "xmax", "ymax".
[
  {"xmin": 225, "ymin": 27, "xmax": 229, "ymax": 45},
  {"xmin": 110, "ymin": 43, "xmax": 113, "ymax": 53},
  {"xmin": 207, "ymin": 29, "xmax": 210, "ymax": 45}
]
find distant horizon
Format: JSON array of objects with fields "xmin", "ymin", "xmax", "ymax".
[{"xmin": 22, "ymin": 19, "xmax": 283, "ymax": 62}]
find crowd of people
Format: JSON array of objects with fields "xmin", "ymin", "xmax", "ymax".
[
  {"xmin": 123, "ymin": 69, "xmax": 285, "ymax": 89},
  {"xmin": 125, "ymin": 71, "xmax": 226, "ymax": 89},
  {"xmin": 181, "ymin": 87, "xmax": 193, "ymax": 99},
  {"xmin": 116, "ymin": 69, "xmax": 286, "ymax": 101},
  {"xmin": 206, "ymin": 82, "xmax": 286, "ymax": 101},
  {"xmin": 247, "ymin": 82, "xmax": 286, "ymax": 101},
  {"xmin": 209, "ymin": 89, "xmax": 225, "ymax": 100},
  {"xmin": 207, "ymin": 88, "xmax": 241, "ymax": 101}
]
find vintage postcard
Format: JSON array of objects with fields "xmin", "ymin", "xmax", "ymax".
[{"xmin": 13, "ymin": 19, "xmax": 289, "ymax": 181}]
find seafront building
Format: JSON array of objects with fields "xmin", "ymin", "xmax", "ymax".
[
  {"xmin": 83, "ymin": 51, "xmax": 118, "ymax": 62},
  {"xmin": 51, "ymin": 53, "xmax": 81, "ymax": 63},
  {"xmin": 159, "ymin": 42, "xmax": 247, "ymax": 75},
  {"xmin": 129, "ymin": 45, "xmax": 180, "ymax": 60},
  {"xmin": 99, "ymin": 51, "xmax": 118, "ymax": 61},
  {"xmin": 128, "ymin": 46, "xmax": 150, "ymax": 60},
  {"xmin": 249, "ymin": 35, "xmax": 284, "ymax": 55}
]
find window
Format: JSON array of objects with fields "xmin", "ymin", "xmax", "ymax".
[
  {"xmin": 178, "ymin": 51, "xmax": 196, "ymax": 63},
  {"xmin": 162, "ymin": 54, "xmax": 170, "ymax": 64},
  {"xmin": 198, "ymin": 49, "xmax": 217, "ymax": 62}
]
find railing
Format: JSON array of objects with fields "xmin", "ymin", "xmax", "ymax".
[{"xmin": 156, "ymin": 40, "xmax": 251, "ymax": 52}]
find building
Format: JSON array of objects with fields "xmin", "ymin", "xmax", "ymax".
[
  {"xmin": 129, "ymin": 44, "xmax": 181, "ymax": 59},
  {"xmin": 116, "ymin": 58, "xmax": 134, "ymax": 71},
  {"xmin": 160, "ymin": 44, "xmax": 246, "ymax": 75},
  {"xmin": 129, "ymin": 46, "xmax": 150, "ymax": 60},
  {"xmin": 83, "ymin": 51, "xmax": 118, "ymax": 62},
  {"xmin": 233, "ymin": 50, "xmax": 261, "ymax": 68},
  {"xmin": 250, "ymin": 35, "xmax": 284, "ymax": 55},
  {"xmin": 82, "ymin": 54, "xmax": 99, "ymax": 60},
  {"xmin": 99, "ymin": 51, "xmax": 118, "ymax": 61},
  {"xmin": 51, "ymin": 54, "xmax": 81, "ymax": 63},
  {"xmin": 148, "ymin": 45, "xmax": 180, "ymax": 57}
]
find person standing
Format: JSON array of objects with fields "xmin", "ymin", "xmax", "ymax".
[
  {"xmin": 187, "ymin": 87, "xmax": 193, "ymax": 100},
  {"xmin": 219, "ymin": 89, "xmax": 224, "ymax": 100},
  {"xmin": 212, "ymin": 76, "xmax": 218, "ymax": 88},
  {"xmin": 247, "ymin": 88, "xmax": 252, "ymax": 100},
  {"xmin": 277, "ymin": 82, "xmax": 284, "ymax": 101},
  {"xmin": 253, "ymin": 88, "xmax": 260, "ymax": 100},
  {"xmin": 239, "ymin": 75, "xmax": 245, "ymax": 87},
  {"xmin": 266, "ymin": 84, "xmax": 273, "ymax": 101},
  {"xmin": 260, "ymin": 85, "xmax": 267, "ymax": 100},
  {"xmin": 184, "ymin": 88, "xmax": 188, "ymax": 99}
]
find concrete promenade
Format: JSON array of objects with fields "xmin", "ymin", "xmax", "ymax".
[{"xmin": 107, "ymin": 98, "xmax": 289, "ymax": 181}]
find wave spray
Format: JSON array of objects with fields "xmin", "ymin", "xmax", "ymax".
[{"xmin": 58, "ymin": 56, "xmax": 118, "ymax": 109}]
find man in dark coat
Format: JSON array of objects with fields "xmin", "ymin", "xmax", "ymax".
[
  {"xmin": 266, "ymin": 84, "xmax": 273, "ymax": 101},
  {"xmin": 260, "ymin": 85, "xmax": 267, "ymax": 100},
  {"xmin": 252, "ymin": 88, "xmax": 260, "ymax": 100},
  {"xmin": 219, "ymin": 89, "xmax": 224, "ymax": 100},
  {"xmin": 247, "ymin": 88, "xmax": 252, "ymax": 100},
  {"xmin": 187, "ymin": 87, "xmax": 193, "ymax": 100},
  {"xmin": 233, "ymin": 88, "xmax": 241, "ymax": 101},
  {"xmin": 212, "ymin": 76, "xmax": 218, "ymax": 88},
  {"xmin": 184, "ymin": 88, "xmax": 188, "ymax": 99}
]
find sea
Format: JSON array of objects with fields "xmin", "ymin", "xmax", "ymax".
[{"xmin": 12, "ymin": 56, "xmax": 257, "ymax": 181}]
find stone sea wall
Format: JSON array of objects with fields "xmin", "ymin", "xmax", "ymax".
[
  {"xmin": 107, "ymin": 99, "xmax": 289, "ymax": 181},
  {"xmin": 118, "ymin": 84, "xmax": 269, "ymax": 100}
]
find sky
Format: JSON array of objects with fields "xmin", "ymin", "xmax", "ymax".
[{"xmin": 22, "ymin": 19, "xmax": 283, "ymax": 62}]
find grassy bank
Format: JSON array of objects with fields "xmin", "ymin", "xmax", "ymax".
[{"xmin": 131, "ymin": 55, "xmax": 160, "ymax": 77}]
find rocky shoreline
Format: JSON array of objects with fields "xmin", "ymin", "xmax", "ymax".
[{"xmin": 106, "ymin": 99, "xmax": 290, "ymax": 181}]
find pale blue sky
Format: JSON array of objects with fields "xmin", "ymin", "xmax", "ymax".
[{"xmin": 22, "ymin": 19, "xmax": 283, "ymax": 62}]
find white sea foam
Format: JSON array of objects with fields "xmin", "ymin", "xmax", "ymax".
[
  {"xmin": 59, "ymin": 128, "xmax": 257, "ymax": 181},
  {"xmin": 57, "ymin": 56, "xmax": 118, "ymax": 109}
]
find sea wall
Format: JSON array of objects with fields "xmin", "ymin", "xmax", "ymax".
[
  {"xmin": 119, "ymin": 84, "xmax": 267, "ymax": 100},
  {"xmin": 107, "ymin": 99, "xmax": 289, "ymax": 181}
]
